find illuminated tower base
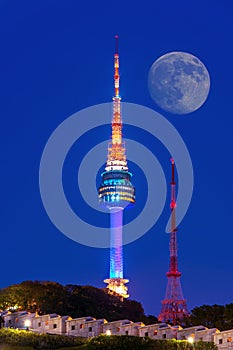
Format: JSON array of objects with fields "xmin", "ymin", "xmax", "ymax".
[{"xmin": 104, "ymin": 278, "xmax": 129, "ymax": 298}]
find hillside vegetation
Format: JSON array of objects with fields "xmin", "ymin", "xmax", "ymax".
[
  {"xmin": 0, "ymin": 281, "xmax": 156, "ymax": 324},
  {"xmin": 0, "ymin": 329, "xmax": 217, "ymax": 350}
]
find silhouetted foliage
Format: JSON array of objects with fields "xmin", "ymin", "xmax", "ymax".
[
  {"xmin": 141, "ymin": 315, "xmax": 159, "ymax": 326},
  {"xmin": 0, "ymin": 281, "xmax": 156, "ymax": 324},
  {"xmin": 183, "ymin": 303, "xmax": 233, "ymax": 330},
  {"xmin": 0, "ymin": 330, "xmax": 217, "ymax": 350},
  {"xmin": 74, "ymin": 335, "xmax": 217, "ymax": 350},
  {"xmin": 0, "ymin": 328, "xmax": 86, "ymax": 349},
  {"xmin": 0, "ymin": 281, "xmax": 67, "ymax": 315}
]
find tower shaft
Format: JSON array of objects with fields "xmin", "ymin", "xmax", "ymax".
[
  {"xmin": 110, "ymin": 208, "xmax": 123, "ymax": 279},
  {"xmin": 158, "ymin": 159, "xmax": 188, "ymax": 324}
]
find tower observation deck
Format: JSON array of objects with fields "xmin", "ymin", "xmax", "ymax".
[
  {"xmin": 158, "ymin": 159, "xmax": 188, "ymax": 324},
  {"xmin": 98, "ymin": 36, "xmax": 135, "ymax": 299}
]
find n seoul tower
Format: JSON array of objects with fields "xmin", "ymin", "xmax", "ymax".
[
  {"xmin": 158, "ymin": 159, "xmax": 188, "ymax": 324},
  {"xmin": 98, "ymin": 36, "xmax": 135, "ymax": 299}
]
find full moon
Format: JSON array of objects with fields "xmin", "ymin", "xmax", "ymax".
[{"xmin": 148, "ymin": 52, "xmax": 210, "ymax": 114}]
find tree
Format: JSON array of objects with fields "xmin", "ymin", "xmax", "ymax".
[
  {"xmin": 183, "ymin": 303, "xmax": 233, "ymax": 331},
  {"xmin": 0, "ymin": 281, "xmax": 68, "ymax": 314}
]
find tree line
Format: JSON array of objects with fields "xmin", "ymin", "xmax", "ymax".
[
  {"xmin": 0, "ymin": 281, "xmax": 232, "ymax": 331},
  {"xmin": 183, "ymin": 303, "xmax": 233, "ymax": 331},
  {"xmin": 0, "ymin": 329, "xmax": 217, "ymax": 350},
  {"xmin": 0, "ymin": 281, "xmax": 157, "ymax": 325}
]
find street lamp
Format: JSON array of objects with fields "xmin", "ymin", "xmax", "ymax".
[
  {"xmin": 188, "ymin": 336, "xmax": 195, "ymax": 349},
  {"xmin": 24, "ymin": 319, "xmax": 30, "ymax": 331}
]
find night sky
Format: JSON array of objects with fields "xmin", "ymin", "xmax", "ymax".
[{"xmin": 1, "ymin": 0, "xmax": 233, "ymax": 317}]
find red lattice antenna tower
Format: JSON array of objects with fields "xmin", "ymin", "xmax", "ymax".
[{"xmin": 158, "ymin": 159, "xmax": 189, "ymax": 324}]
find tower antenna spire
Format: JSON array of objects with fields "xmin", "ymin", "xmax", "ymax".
[
  {"xmin": 158, "ymin": 159, "xmax": 188, "ymax": 324},
  {"xmin": 114, "ymin": 35, "xmax": 120, "ymax": 98},
  {"xmin": 115, "ymin": 34, "xmax": 119, "ymax": 54}
]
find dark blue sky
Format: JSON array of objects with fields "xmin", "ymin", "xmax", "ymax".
[{"xmin": 1, "ymin": 0, "xmax": 233, "ymax": 316}]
